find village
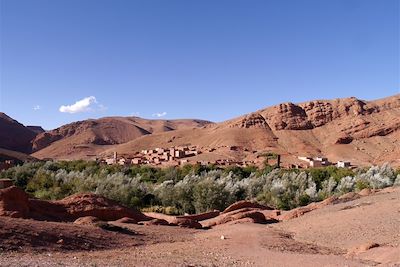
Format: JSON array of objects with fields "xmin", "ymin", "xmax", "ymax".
[
  {"xmin": 99, "ymin": 145, "xmax": 258, "ymax": 168},
  {"xmin": 296, "ymin": 156, "xmax": 352, "ymax": 169},
  {"xmin": 98, "ymin": 144, "xmax": 353, "ymax": 170},
  {"xmin": 0, "ymin": 144, "xmax": 353, "ymax": 172}
]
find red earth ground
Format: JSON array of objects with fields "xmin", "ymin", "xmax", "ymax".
[{"xmin": 0, "ymin": 186, "xmax": 399, "ymax": 266}]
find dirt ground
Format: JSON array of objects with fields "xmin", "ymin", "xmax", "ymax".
[{"xmin": 1, "ymin": 187, "xmax": 399, "ymax": 267}]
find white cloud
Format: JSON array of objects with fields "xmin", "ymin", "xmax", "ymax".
[
  {"xmin": 33, "ymin": 105, "xmax": 41, "ymax": 111},
  {"xmin": 131, "ymin": 112, "xmax": 140, "ymax": 116},
  {"xmin": 152, "ymin": 111, "xmax": 167, "ymax": 117},
  {"xmin": 59, "ymin": 96, "xmax": 97, "ymax": 114}
]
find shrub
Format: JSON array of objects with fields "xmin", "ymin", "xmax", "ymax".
[
  {"xmin": 1, "ymin": 160, "xmax": 397, "ymax": 214},
  {"xmin": 336, "ymin": 176, "xmax": 355, "ymax": 193},
  {"xmin": 355, "ymin": 164, "xmax": 395, "ymax": 189},
  {"xmin": 193, "ymin": 180, "xmax": 230, "ymax": 213}
]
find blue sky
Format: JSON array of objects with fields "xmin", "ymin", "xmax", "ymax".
[{"xmin": 0, "ymin": 0, "xmax": 399, "ymax": 130}]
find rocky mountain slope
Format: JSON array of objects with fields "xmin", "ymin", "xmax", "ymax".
[
  {"xmin": 0, "ymin": 113, "xmax": 38, "ymax": 153},
  {"xmin": 0, "ymin": 148, "xmax": 38, "ymax": 162},
  {"xmin": 105, "ymin": 94, "xmax": 400, "ymax": 166},
  {"xmin": 26, "ymin": 126, "xmax": 45, "ymax": 134},
  {"xmin": 2, "ymin": 94, "xmax": 399, "ymax": 166},
  {"xmin": 31, "ymin": 117, "xmax": 212, "ymax": 159}
]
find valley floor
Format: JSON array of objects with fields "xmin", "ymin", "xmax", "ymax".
[{"xmin": 1, "ymin": 187, "xmax": 399, "ymax": 267}]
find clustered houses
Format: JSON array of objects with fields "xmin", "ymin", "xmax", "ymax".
[
  {"xmin": 101, "ymin": 145, "xmax": 259, "ymax": 167},
  {"xmin": 102, "ymin": 147, "xmax": 355, "ymax": 169},
  {"xmin": 197, "ymin": 159, "xmax": 255, "ymax": 167},
  {"xmin": 101, "ymin": 146, "xmax": 201, "ymax": 167},
  {"xmin": 297, "ymin": 156, "xmax": 352, "ymax": 168},
  {"xmin": 139, "ymin": 146, "xmax": 199, "ymax": 165}
]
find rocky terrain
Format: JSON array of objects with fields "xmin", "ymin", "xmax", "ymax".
[
  {"xmin": 0, "ymin": 186, "xmax": 149, "ymax": 222},
  {"xmin": 0, "ymin": 148, "xmax": 37, "ymax": 162},
  {"xmin": 106, "ymin": 94, "xmax": 400, "ymax": 166},
  {"xmin": 0, "ymin": 113, "xmax": 38, "ymax": 154},
  {"xmin": 0, "ymin": 184, "xmax": 398, "ymax": 266}
]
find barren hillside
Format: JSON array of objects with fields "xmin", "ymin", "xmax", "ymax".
[
  {"xmin": 0, "ymin": 148, "xmax": 38, "ymax": 162},
  {"xmin": 106, "ymin": 94, "xmax": 400, "ymax": 166},
  {"xmin": 2, "ymin": 95, "xmax": 398, "ymax": 165},
  {"xmin": 31, "ymin": 117, "xmax": 212, "ymax": 160},
  {"xmin": 0, "ymin": 113, "xmax": 38, "ymax": 153}
]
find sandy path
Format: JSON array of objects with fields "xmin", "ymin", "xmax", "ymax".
[{"xmin": 0, "ymin": 223, "xmax": 369, "ymax": 267}]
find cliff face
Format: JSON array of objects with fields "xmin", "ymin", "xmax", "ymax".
[
  {"xmin": 263, "ymin": 102, "xmax": 312, "ymax": 130},
  {"xmin": 231, "ymin": 113, "xmax": 272, "ymax": 129},
  {"xmin": 225, "ymin": 98, "xmax": 368, "ymax": 131},
  {"xmin": 0, "ymin": 113, "xmax": 38, "ymax": 153},
  {"xmin": 225, "ymin": 95, "xmax": 399, "ymax": 142},
  {"xmin": 254, "ymin": 95, "xmax": 400, "ymax": 134},
  {"xmin": 26, "ymin": 126, "xmax": 45, "ymax": 135}
]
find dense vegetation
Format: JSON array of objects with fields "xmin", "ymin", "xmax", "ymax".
[{"xmin": 1, "ymin": 160, "xmax": 399, "ymax": 214}]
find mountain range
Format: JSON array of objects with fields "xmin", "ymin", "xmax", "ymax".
[{"xmin": 1, "ymin": 94, "xmax": 399, "ymax": 166}]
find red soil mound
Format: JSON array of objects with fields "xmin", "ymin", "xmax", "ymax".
[
  {"xmin": 222, "ymin": 200, "xmax": 272, "ymax": 214},
  {"xmin": 177, "ymin": 210, "xmax": 220, "ymax": 221},
  {"xmin": 277, "ymin": 194, "xmax": 365, "ymax": 221},
  {"xmin": 201, "ymin": 207, "xmax": 278, "ymax": 228},
  {"xmin": 0, "ymin": 186, "xmax": 149, "ymax": 222},
  {"xmin": 170, "ymin": 217, "xmax": 203, "ymax": 229},
  {"xmin": 56, "ymin": 193, "xmax": 149, "ymax": 221},
  {"xmin": 115, "ymin": 217, "xmax": 138, "ymax": 224},
  {"xmin": 143, "ymin": 212, "xmax": 204, "ymax": 229},
  {"xmin": 0, "ymin": 186, "xmax": 30, "ymax": 218}
]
